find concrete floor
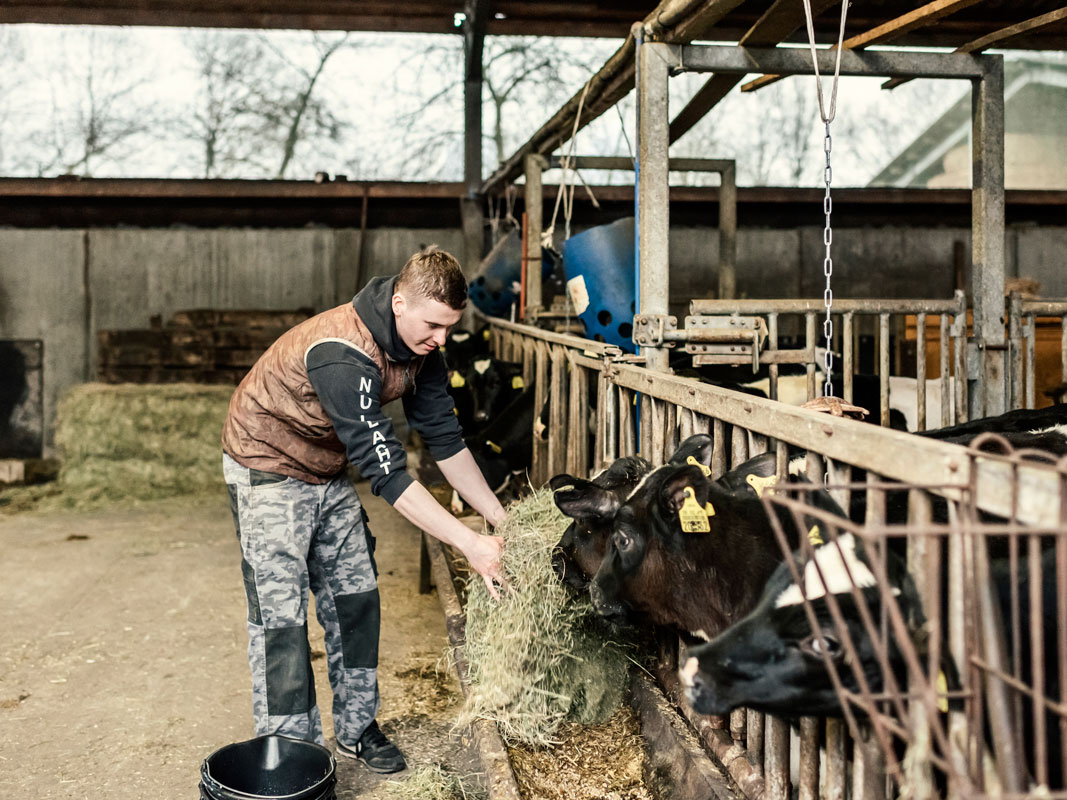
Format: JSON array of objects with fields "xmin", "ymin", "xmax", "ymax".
[{"xmin": 0, "ymin": 484, "xmax": 476, "ymax": 799}]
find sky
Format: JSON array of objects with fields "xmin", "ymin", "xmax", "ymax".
[{"xmin": 0, "ymin": 24, "xmax": 1051, "ymax": 188}]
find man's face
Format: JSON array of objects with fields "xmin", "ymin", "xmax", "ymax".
[{"xmin": 392, "ymin": 292, "xmax": 464, "ymax": 355}]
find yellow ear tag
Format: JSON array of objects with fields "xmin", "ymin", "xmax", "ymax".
[
  {"xmin": 512, "ymin": 376, "xmax": 525, "ymax": 390},
  {"xmin": 807, "ymin": 525, "xmax": 824, "ymax": 546},
  {"xmin": 483, "ymin": 328, "xmax": 491, "ymax": 340},
  {"xmin": 678, "ymin": 486, "xmax": 712, "ymax": 533},
  {"xmin": 486, "ymin": 440, "xmax": 502, "ymax": 454},
  {"xmin": 746, "ymin": 473, "xmax": 779, "ymax": 498},
  {"xmin": 685, "ymin": 456, "xmax": 712, "ymax": 478},
  {"xmin": 450, "ymin": 372, "xmax": 466, "ymax": 388},
  {"xmin": 936, "ymin": 670, "xmax": 949, "ymax": 713}
]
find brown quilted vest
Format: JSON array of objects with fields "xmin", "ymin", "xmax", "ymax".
[{"xmin": 221, "ymin": 302, "xmax": 424, "ymax": 482}]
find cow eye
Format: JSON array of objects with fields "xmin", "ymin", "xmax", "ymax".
[
  {"xmin": 801, "ymin": 633, "xmax": 842, "ymax": 659},
  {"xmin": 614, "ymin": 531, "xmax": 633, "ymax": 551}
]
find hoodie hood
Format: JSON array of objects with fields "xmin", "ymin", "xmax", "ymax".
[{"xmin": 352, "ymin": 276, "xmax": 417, "ymax": 363}]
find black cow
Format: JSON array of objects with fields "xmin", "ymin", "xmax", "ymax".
[
  {"xmin": 588, "ymin": 436, "xmax": 842, "ymax": 642},
  {"xmin": 680, "ymin": 533, "xmax": 1062, "ymax": 788}
]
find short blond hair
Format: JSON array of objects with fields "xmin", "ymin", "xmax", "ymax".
[{"xmin": 395, "ymin": 245, "xmax": 468, "ymax": 310}]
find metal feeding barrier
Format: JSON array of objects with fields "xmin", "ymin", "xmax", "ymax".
[
  {"xmin": 762, "ymin": 436, "xmax": 1067, "ymax": 799},
  {"xmin": 485, "ymin": 316, "xmax": 1067, "ymax": 800},
  {"xmin": 1009, "ymin": 295, "xmax": 1067, "ymax": 411}
]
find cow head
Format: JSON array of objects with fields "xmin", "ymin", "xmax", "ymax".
[
  {"xmin": 679, "ymin": 532, "xmax": 956, "ymax": 718},
  {"xmin": 467, "ymin": 358, "xmax": 524, "ymax": 424},
  {"xmin": 550, "ymin": 455, "xmax": 651, "ymax": 593}
]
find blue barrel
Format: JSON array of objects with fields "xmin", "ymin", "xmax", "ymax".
[
  {"xmin": 199, "ymin": 735, "xmax": 336, "ymax": 800},
  {"xmin": 561, "ymin": 217, "xmax": 636, "ymax": 352},
  {"xmin": 469, "ymin": 228, "xmax": 560, "ymax": 318}
]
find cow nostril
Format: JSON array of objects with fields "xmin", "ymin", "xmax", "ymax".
[{"xmin": 474, "ymin": 411, "xmax": 488, "ymax": 421}]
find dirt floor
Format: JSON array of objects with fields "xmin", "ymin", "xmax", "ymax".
[{"xmin": 0, "ymin": 484, "xmax": 480, "ymax": 799}]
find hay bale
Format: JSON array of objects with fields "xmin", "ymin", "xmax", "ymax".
[
  {"xmin": 459, "ymin": 489, "xmax": 630, "ymax": 746},
  {"xmin": 384, "ymin": 765, "xmax": 485, "ymax": 800},
  {"xmin": 10, "ymin": 382, "xmax": 232, "ymax": 511}
]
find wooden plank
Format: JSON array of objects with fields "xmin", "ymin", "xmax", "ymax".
[
  {"xmin": 883, "ymin": 6, "xmax": 1067, "ymax": 89},
  {"xmin": 630, "ymin": 673, "xmax": 743, "ymax": 800},
  {"xmin": 743, "ymin": 0, "xmax": 983, "ymax": 93}
]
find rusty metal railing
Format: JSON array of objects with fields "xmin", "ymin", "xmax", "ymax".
[
  {"xmin": 686, "ymin": 294, "xmax": 970, "ymax": 431},
  {"xmin": 1008, "ymin": 294, "xmax": 1067, "ymax": 411},
  {"xmin": 486, "ymin": 316, "xmax": 1066, "ymax": 800},
  {"xmin": 762, "ymin": 436, "xmax": 1067, "ymax": 798}
]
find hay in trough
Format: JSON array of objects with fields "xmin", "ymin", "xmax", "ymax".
[
  {"xmin": 459, "ymin": 488, "xmax": 631, "ymax": 746},
  {"xmin": 384, "ymin": 765, "xmax": 485, "ymax": 800},
  {"xmin": 508, "ymin": 707, "xmax": 653, "ymax": 800},
  {"xmin": 0, "ymin": 383, "xmax": 232, "ymax": 513}
]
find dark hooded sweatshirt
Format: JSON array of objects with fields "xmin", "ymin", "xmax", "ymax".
[{"xmin": 221, "ymin": 276, "xmax": 464, "ymax": 504}]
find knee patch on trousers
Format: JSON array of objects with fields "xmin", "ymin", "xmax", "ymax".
[
  {"xmin": 241, "ymin": 558, "xmax": 262, "ymax": 625},
  {"xmin": 335, "ymin": 589, "xmax": 381, "ymax": 669},
  {"xmin": 264, "ymin": 624, "xmax": 315, "ymax": 716}
]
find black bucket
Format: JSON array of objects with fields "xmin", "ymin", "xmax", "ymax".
[{"xmin": 199, "ymin": 735, "xmax": 337, "ymax": 800}]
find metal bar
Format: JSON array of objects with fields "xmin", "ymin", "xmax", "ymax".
[
  {"xmin": 619, "ymin": 387, "xmax": 636, "ymax": 458},
  {"xmin": 843, "ymin": 312, "xmax": 854, "ymax": 404},
  {"xmin": 748, "ymin": 709, "xmax": 765, "ymax": 778},
  {"xmin": 972, "ymin": 56, "xmax": 1007, "ymax": 417},
  {"xmin": 954, "ymin": 300, "xmax": 970, "ymax": 424},
  {"xmin": 461, "ymin": 0, "xmax": 487, "ymax": 273},
  {"xmin": 1026, "ymin": 314, "xmax": 1037, "ymax": 410},
  {"xmin": 1062, "ymin": 316, "xmax": 1067, "ymax": 392},
  {"xmin": 637, "ymin": 42, "xmax": 672, "ymax": 374},
  {"xmin": 1008, "ymin": 293, "xmax": 1023, "ymax": 411},
  {"xmin": 1021, "ymin": 301, "xmax": 1067, "ymax": 315},
  {"xmin": 805, "ymin": 313, "xmax": 817, "ymax": 401},
  {"xmin": 718, "ymin": 162, "xmax": 737, "ymax": 300},
  {"xmin": 941, "ymin": 314, "xmax": 952, "ymax": 427},
  {"xmin": 576, "ymin": 362, "xmax": 590, "ymax": 478},
  {"xmin": 523, "ymin": 155, "xmax": 546, "ymax": 316},
  {"xmin": 691, "ymin": 297, "xmax": 964, "ymax": 315},
  {"xmin": 677, "ymin": 44, "xmax": 987, "ymax": 80},
  {"xmin": 768, "ymin": 312, "xmax": 780, "ymax": 402},
  {"xmin": 917, "ymin": 312, "xmax": 928, "ymax": 430},
  {"xmin": 566, "ymin": 353, "xmax": 582, "ymax": 476},
  {"xmin": 880, "ymin": 313, "xmax": 891, "ymax": 427},
  {"xmin": 712, "ymin": 418, "xmax": 727, "ymax": 478}
]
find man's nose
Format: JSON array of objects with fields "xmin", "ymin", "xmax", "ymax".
[{"xmin": 433, "ymin": 329, "xmax": 448, "ymax": 347}]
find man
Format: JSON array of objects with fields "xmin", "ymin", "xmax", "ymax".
[{"xmin": 221, "ymin": 245, "xmax": 506, "ymax": 773}]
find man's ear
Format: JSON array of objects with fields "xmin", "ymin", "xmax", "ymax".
[{"xmin": 391, "ymin": 293, "xmax": 405, "ymax": 316}]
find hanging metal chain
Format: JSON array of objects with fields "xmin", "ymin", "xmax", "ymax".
[
  {"xmin": 821, "ymin": 121, "xmax": 834, "ymax": 398},
  {"xmin": 801, "ymin": 0, "xmax": 850, "ymax": 398}
]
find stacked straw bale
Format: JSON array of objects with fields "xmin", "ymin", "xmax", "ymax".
[
  {"xmin": 48, "ymin": 382, "xmax": 232, "ymax": 509},
  {"xmin": 459, "ymin": 488, "xmax": 630, "ymax": 746}
]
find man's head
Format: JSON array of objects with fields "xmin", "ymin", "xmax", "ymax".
[{"xmin": 392, "ymin": 245, "xmax": 467, "ymax": 355}]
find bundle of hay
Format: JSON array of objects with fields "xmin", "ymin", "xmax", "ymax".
[
  {"xmin": 459, "ymin": 488, "xmax": 630, "ymax": 746},
  {"xmin": 385, "ymin": 765, "xmax": 485, "ymax": 800},
  {"xmin": 47, "ymin": 382, "xmax": 232, "ymax": 509}
]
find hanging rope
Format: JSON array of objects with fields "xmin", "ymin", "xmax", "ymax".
[
  {"xmin": 543, "ymin": 81, "xmax": 590, "ymax": 250},
  {"xmin": 801, "ymin": 0, "xmax": 850, "ymax": 400}
]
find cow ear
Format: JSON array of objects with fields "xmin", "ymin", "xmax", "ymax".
[
  {"xmin": 661, "ymin": 465, "xmax": 711, "ymax": 515},
  {"xmin": 553, "ymin": 477, "xmax": 619, "ymax": 520},
  {"xmin": 669, "ymin": 434, "xmax": 713, "ymax": 467}
]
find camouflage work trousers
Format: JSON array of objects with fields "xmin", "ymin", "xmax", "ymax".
[{"xmin": 223, "ymin": 453, "xmax": 380, "ymax": 747}]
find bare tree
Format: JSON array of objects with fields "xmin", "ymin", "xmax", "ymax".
[
  {"xmin": 182, "ymin": 31, "xmax": 349, "ymax": 178},
  {"xmin": 29, "ymin": 30, "xmax": 160, "ymax": 177},
  {"xmin": 390, "ymin": 35, "xmax": 613, "ymax": 180}
]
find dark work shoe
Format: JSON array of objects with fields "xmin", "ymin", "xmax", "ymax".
[{"xmin": 335, "ymin": 720, "xmax": 407, "ymax": 774}]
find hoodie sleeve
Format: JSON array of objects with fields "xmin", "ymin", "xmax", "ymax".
[
  {"xmin": 402, "ymin": 350, "xmax": 466, "ymax": 461},
  {"xmin": 305, "ymin": 340, "xmax": 413, "ymax": 504}
]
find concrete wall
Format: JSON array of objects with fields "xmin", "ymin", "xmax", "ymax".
[
  {"xmin": 0, "ymin": 227, "xmax": 463, "ymax": 453},
  {"xmin": 1, "ymin": 223, "xmax": 1063, "ymax": 453}
]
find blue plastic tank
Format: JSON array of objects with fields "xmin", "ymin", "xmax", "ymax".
[{"xmin": 561, "ymin": 217, "xmax": 636, "ymax": 352}]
